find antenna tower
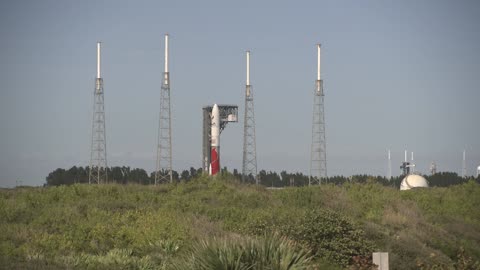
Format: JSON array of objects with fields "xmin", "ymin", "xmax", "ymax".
[
  {"xmin": 242, "ymin": 51, "xmax": 258, "ymax": 183},
  {"xmin": 309, "ymin": 44, "xmax": 327, "ymax": 185},
  {"xmin": 155, "ymin": 34, "xmax": 173, "ymax": 184},
  {"xmin": 387, "ymin": 149, "xmax": 392, "ymax": 180},
  {"xmin": 462, "ymin": 149, "xmax": 466, "ymax": 178},
  {"xmin": 429, "ymin": 161, "xmax": 437, "ymax": 175},
  {"xmin": 89, "ymin": 42, "xmax": 108, "ymax": 184},
  {"xmin": 411, "ymin": 151, "xmax": 415, "ymax": 172}
]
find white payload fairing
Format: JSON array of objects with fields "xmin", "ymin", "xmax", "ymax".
[{"xmin": 210, "ymin": 104, "xmax": 220, "ymax": 175}]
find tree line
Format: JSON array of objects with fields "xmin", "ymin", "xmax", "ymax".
[
  {"xmin": 45, "ymin": 166, "xmax": 202, "ymax": 186},
  {"xmin": 45, "ymin": 166, "xmax": 479, "ymax": 187}
]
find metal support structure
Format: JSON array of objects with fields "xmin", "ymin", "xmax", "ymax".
[
  {"xmin": 309, "ymin": 44, "xmax": 327, "ymax": 185},
  {"xmin": 242, "ymin": 51, "xmax": 258, "ymax": 183},
  {"xmin": 387, "ymin": 149, "xmax": 392, "ymax": 180},
  {"xmin": 89, "ymin": 42, "xmax": 108, "ymax": 184},
  {"xmin": 462, "ymin": 150, "xmax": 466, "ymax": 178},
  {"xmin": 203, "ymin": 108, "xmax": 212, "ymax": 173},
  {"xmin": 155, "ymin": 34, "xmax": 173, "ymax": 184},
  {"xmin": 429, "ymin": 161, "xmax": 437, "ymax": 175}
]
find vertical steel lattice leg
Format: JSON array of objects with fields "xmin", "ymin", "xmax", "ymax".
[
  {"xmin": 242, "ymin": 85, "xmax": 258, "ymax": 183},
  {"xmin": 89, "ymin": 77, "xmax": 108, "ymax": 184},
  {"xmin": 309, "ymin": 80, "xmax": 326, "ymax": 185},
  {"xmin": 155, "ymin": 72, "xmax": 173, "ymax": 184}
]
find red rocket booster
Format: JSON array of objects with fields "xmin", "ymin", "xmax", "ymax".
[{"xmin": 210, "ymin": 104, "xmax": 220, "ymax": 175}]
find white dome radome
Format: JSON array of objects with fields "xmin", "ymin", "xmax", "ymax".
[{"xmin": 400, "ymin": 174, "xmax": 429, "ymax": 190}]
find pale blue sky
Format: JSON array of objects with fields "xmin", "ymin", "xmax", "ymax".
[{"xmin": 1, "ymin": 0, "xmax": 479, "ymax": 187}]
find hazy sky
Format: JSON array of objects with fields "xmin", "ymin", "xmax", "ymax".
[{"xmin": 1, "ymin": 0, "xmax": 479, "ymax": 187}]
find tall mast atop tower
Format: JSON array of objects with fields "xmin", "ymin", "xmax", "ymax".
[
  {"xmin": 89, "ymin": 42, "xmax": 108, "ymax": 184},
  {"xmin": 155, "ymin": 34, "xmax": 173, "ymax": 184},
  {"xmin": 242, "ymin": 50, "xmax": 258, "ymax": 183},
  {"xmin": 309, "ymin": 44, "xmax": 327, "ymax": 185},
  {"xmin": 97, "ymin": 42, "xmax": 101, "ymax": 79},
  {"xmin": 387, "ymin": 149, "xmax": 392, "ymax": 180}
]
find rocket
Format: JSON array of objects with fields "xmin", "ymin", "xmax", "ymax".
[{"xmin": 210, "ymin": 104, "xmax": 220, "ymax": 175}]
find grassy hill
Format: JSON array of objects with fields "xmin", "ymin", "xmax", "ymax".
[{"xmin": 1, "ymin": 176, "xmax": 479, "ymax": 269}]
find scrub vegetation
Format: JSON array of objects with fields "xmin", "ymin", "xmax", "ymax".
[{"xmin": 1, "ymin": 175, "xmax": 479, "ymax": 269}]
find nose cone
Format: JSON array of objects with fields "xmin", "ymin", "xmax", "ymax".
[
  {"xmin": 211, "ymin": 103, "xmax": 221, "ymax": 145},
  {"xmin": 212, "ymin": 104, "xmax": 220, "ymax": 123}
]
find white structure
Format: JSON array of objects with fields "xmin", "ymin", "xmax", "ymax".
[
  {"xmin": 387, "ymin": 150, "xmax": 391, "ymax": 180},
  {"xmin": 477, "ymin": 165, "xmax": 480, "ymax": 178},
  {"xmin": 410, "ymin": 151, "xmax": 416, "ymax": 172},
  {"xmin": 400, "ymin": 174, "xmax": 429, "ymax": 190},
  {"xmin": 210, "ymin": 104, "xmax": 220, "ymax": 175},
  {"xmin": 429, "ymin": 161, "xmax": 437, "ymax": 175},
  {"xmin": 373, "ymin": 252, "xmax": 389, "ymax": 270}
]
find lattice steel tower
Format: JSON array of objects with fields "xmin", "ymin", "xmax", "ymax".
[
  {"xmin": 89, "ymin": 42, "xmax": 108, "ymax": 184},
  {"xmin": 242, "ymin": 51, "xmax": 258, "ymax": 183},
  {"xmin": 309, "ymin": 44, "xmax": 327, "ymax": 185},
  {"xmin": 430, "ymin": 161, "xmax": 437, "ymax": 175},
  {"xmin": 155, "ymin": 34, "xmax": 173, "ymax": 184},
  {"xmin": 387, "ymin": 149, "xmax": 392, "ymax": 180}
]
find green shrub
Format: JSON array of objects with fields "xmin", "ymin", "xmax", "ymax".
[
  {"xmin": 283, "ymin": 209, "xmax": 374, "ymax": 267},
  {"xmin": 58, "ymin": 249, "xmax": 160, "ymax": 270},
  {"xmin": 1, "ymin": 179, "xmax": 479, "ymax": 269},
  {"xmin": 174, "ymin": 234, "xmax": 313, "ymax": 270}
]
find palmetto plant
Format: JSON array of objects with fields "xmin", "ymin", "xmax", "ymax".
[{"xmin": 174, "ymin": 234, "xmax": 313, "ymax": 270}]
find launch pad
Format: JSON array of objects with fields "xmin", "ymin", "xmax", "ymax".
[{"xmin": 202, "ymin": 105, "xmax": 238, "ymax": 174}]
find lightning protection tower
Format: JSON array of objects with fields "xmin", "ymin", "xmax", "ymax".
[
  {"xmin": 309, "ymin": 44, "xmax": 327, "ymax": 185},
  {"xmin": 430, "ymin": 161, "xmax": 437, "ymax": 175},
  {"xmin": 387, "ymin": 149, "xmax": 392, "ymax": 180},
  {"xmin": 242, "ymin": 51, "xmax": 258, "ymax": 183},
  {"xmin": 155, "ymin": 34, "xmax": 173, "ymax": 184},
  {"xmin": 89, "ymin": 42, "xmax": 108, "ymax": 184}
]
